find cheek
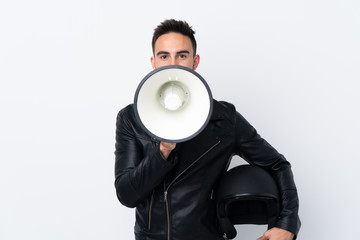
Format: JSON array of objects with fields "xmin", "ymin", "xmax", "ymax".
[
  {"xmin": 183, "ymin": 63, "xmax": 194, "ymax": 69},
  {"xmin": 154, "ymin": 58, "xmax": 194, "ymax": 69},
  {"xmin": 155, "ymin": 62, "xmax": 167, "ymax": 68},
  {"xmin": 179, "ymin": 59, "xmax": 194, "ymax": 69}
]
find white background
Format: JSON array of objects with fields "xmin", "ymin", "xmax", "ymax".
[{"xmin": 1, "ymin": 0, "xmax": 359, "ymax": 239}]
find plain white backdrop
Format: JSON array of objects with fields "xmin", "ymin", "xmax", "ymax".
[{"xmin": 1, "ymin": 0, "xmax": 359, "ymax": 239}]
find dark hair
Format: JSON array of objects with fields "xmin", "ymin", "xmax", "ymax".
[{"xmin": 152, "ymin": 19, "xmax": 197, "ymax": 56}]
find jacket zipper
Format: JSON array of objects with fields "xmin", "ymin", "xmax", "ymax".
[
  {"xmin": 148, "ymin": 190, "xmax": 155, "ymax": 230},
  {"xmin": 164, "ymin": 184, "xmax": 170, "ymax": 240},
  {"xmin": 164, "ymin": 140, "xmax": 220, "ymax": 240}
]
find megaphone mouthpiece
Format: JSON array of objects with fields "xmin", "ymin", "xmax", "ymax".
[{"xmin": 159, "ymin": 81, "xmax": 189, "ymax": 111}]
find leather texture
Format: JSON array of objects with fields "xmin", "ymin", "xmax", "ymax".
[{"xmin": 114, "ymin": 99, "xmax": 301, "ymax": 240}]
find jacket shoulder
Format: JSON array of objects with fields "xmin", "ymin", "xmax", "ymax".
[
  {"xmin": 117, "ymin": 104, "xmax": 134, "ymax": 117},
  {"xmin": 212, "ymin": 99, "xmax": 237, "ymax": 123},
  {"xmin": 116, "ymin": 104, "xmax": 137, "ymax": 133},
  {"xmin": 117, "ymin": 104, "xmax": 139, "ymax": 126}
]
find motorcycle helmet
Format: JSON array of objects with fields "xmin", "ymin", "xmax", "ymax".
[{"xmin": 214, "ymin": 164, "xmax": 280, "ymax": 239}]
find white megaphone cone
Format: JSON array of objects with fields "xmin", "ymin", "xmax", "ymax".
[{"xmin": 134, "ymin": 65, "xmax": 213, "ymax": 143}]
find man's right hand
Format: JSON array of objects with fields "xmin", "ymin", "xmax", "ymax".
[{"xmin": 160, "ymin": 142, "xmax": 176, "ymax": 160}]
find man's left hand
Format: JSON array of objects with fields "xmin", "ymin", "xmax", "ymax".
[{"xmin": 257, "ymin": 227, "xmax": 294, "ymax": 240}]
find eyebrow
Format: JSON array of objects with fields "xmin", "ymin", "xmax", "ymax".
[
  {"xmin": 176, "ymin": 50, "xmax": 190, "ymax": 55},
  {"xmin": 156, "ymin": 51, "xmax": 169, "ymax": 56},
  {"xmin": 156, "ymin": 50, "xmax": 190, "ymax": 56}
]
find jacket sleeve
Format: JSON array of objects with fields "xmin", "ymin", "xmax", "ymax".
[
  {"xmin": 233, "ymin": 111, "xmax": 301, "ymax": 237},
  {"xmin": 114, "ymin": 106, "xmax": 177, "ymax": 208}
]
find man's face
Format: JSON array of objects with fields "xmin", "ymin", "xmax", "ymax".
[{"xmin": 151, "ymin": 32, "xmax": 200, "ymax": 70}]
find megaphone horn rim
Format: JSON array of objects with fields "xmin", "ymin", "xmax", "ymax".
[{"xmin": 134, "ymin": 65, "xmax": 213, "ymax": 143}]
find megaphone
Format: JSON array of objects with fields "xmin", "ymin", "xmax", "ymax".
[{"xmin": 134, "ymin": 65, "xmax": 213, "ymax": 143}]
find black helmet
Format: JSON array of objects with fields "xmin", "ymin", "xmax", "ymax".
[{"xmin": 214, "ymin": 164, "xmax": 280, "ymax": 239}]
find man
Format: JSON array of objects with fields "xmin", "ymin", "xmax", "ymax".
[{"xmin": 114, "ymin": 19, "xmax": 301, "ymax": 240}]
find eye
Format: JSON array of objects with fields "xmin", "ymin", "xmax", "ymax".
[
  {"xmin": 160, "ymin": 55, "xmax": 168, "ymax": 60},
  {"xmin": 178, "ymin": 54, "xmax": 187, "ymax": 59}
]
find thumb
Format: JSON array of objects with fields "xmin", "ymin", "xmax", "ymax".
[
  {"xmin": 256, "ymin": 235, "xmax": 267, "ymax": 240},
  {"xmin": 160, "ymin": 142, "xmax": 176, "ymax": 151}
]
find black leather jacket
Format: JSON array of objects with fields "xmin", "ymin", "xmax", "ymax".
[{"xmin": 114, "ymin": 100, "xmax": 301, "ymax": 240}]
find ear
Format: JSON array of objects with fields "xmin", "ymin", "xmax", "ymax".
[
  {"xmin": 192, "ymin": 54, "xmax": 200, "ymax": 70},
  {"xmin": 151, "ymin": 56, "xmax": 156, "ymax": 69}
]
